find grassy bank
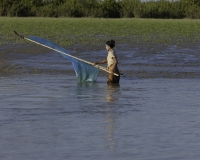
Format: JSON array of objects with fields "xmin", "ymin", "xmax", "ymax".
[{"xmin": 0, "ymin": 17, "xmax": 200, "ymax": 46}]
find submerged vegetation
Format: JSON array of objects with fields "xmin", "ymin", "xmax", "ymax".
[
  {"xmin": 0, "ymin": 0, "xmax": 200, "ymax": 19},
  {"xmin": 1, "ymin": 18, "xmax": 200, "ymax": 46}
]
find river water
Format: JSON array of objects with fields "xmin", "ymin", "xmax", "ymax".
[{"xmin": 1, "ymin": 44, "xmax": 200, "ymax": 160}]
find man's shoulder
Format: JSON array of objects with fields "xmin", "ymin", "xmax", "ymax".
[{"xmin": 109, "ymin": 49, "xmax": 116, "ymax": 56}]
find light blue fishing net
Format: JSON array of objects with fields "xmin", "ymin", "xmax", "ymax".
[{"xmin": 27, "ymin": 36, "xmax": 99, "ymax": 82}]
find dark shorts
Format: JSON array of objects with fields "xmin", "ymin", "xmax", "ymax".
[
  {"xmin": 107, "ymin": 74, "xmax": 120, "ymax": 83},
  {"xmin": 107, "ymin": 68, "xmax": 120, "ymax": 84}
]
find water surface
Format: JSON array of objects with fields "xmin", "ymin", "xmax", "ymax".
[
  {"xmin": 1, "ymin": 74, "xmax": 200, "ymax": 160},
  {"xmin": 1, "ymin": 43, "xmax": 200, "ymax": 159}
]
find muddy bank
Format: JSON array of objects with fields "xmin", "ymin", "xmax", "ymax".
[{"xmin": 1, "ymin": 43, "xmax": 200, "ymax": 79}]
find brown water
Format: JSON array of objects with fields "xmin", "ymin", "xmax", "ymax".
[{"xmin": 1, "ymin": 44, "xmax": 200, "ymax": 160}]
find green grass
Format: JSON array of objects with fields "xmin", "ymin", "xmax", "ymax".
[{"xmin": 0, "ymin": 17, "xmax": 200, "ymax": 46}]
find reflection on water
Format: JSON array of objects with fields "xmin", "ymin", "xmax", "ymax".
[
  {"xmin": 105, "ymin": 84, "xmax": 120, "ymax": 151},
  {"xmin": 76, "ymin": 82, "xmax": 120, "ymax": 150},
  {"xmin": 75, "ymin": 82, "xmax": 120, "ymax": 102},
  {"xmin": 106, "ymin": 84, "xmax": 120, "ymax": 102},
  {"xmin": 75, "ymin": 82, "xmax": 120, "ymax": 151},
  {"xmin": 76, "ymin": 82, "xmax": 99, "ymax": 100},
  {"xmin": 106, "ymin": 110, "xmax": 116, "ymax": 150}
]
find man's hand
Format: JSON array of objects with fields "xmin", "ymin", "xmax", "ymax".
[{"xmin": 93, "ymin": 62, "xmax": 99, "ymax": 66}]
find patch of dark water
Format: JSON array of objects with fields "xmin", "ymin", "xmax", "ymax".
[{"xmin": 1, "ymin": 43, "xmax": 200, "ymax": 78}]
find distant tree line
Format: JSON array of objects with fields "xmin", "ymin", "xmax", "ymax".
[{"xmin": 0, "ymin": 0, "xmax": 200, "ymax": 19}]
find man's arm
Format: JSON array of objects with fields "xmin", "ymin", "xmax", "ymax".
[{"xmin": 94, "ymin": 59, "xmax": 107, "ymax": 65}]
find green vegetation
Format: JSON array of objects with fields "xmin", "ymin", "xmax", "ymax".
[
  {"xmin": 0, "ymin": 0, "xmax": 200, "ymax": 19},
  {"xmin": 1, "ymin": 18, "xmax": 200, "ymax": 46}
]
